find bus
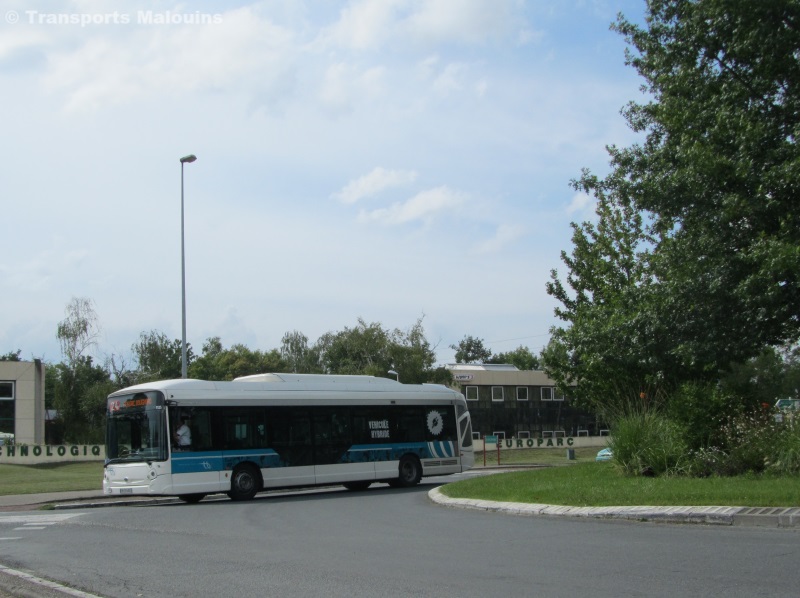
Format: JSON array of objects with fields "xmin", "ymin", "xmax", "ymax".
[{"xmin": 103, "ymin": 373, "xmax": 474, "ymax": 503}]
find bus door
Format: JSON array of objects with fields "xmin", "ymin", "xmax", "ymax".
[
  {"xmin": 168, "ymin": 407, "xmax": 225, "ymax": 494},
  {"xmin": 263, "ymin": 408, "xmax": 315, "ymax": 487},
  {"xmin": 313, "ymin": 408, "xmax": 375, "ymax": 485}
]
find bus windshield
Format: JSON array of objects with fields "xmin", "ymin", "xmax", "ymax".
[{"xmin": 106, "ymin": 391, "xmax": 168, "ymax": 463}]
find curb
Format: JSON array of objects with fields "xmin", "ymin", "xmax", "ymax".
[{"xmin": 427, "ymin": 487, "xmax": 800, "ymax": 528}]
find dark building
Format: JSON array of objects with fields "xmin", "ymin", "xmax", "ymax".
[{"xmin": 446, "ymin": 364, "xmax": 606, "ymax": 440}]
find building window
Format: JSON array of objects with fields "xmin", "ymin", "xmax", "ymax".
[
  {"xmin": 491, "ymin": 386, "xmax": 504, "ymax": 402},
  {"xmin": 465, "ymin": 386, "xmax": 478, "ymax": 401},
  {"xmin": 0, "ymin": 381, "xmax": 14, "ymax": 435},
  {"xmin": 516, "ymin": 387, "xmax": 528, "ymax": 401},
  {"xmin": 541, "ymin": 387, "xmax": 554, "ymax": 401},
  {"xmin": 554, "ymin": 389, "xmax": 565, "ymax": 401}
]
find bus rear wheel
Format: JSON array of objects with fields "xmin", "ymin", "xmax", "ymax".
[
  {"xmin": 228, "ymin": 464, "xmax": 261, "ymax": 501},
  {"xmin": 395, "ymin": 455, "xmax": 422, "ymax": 488},
  {"xmin": 178, "ymin": 494, "xmax": 206, "ymax": 504}
]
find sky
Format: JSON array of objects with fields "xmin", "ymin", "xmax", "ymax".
[{"xmin": 1, "ymin": 0, "xmax": 647, "ymax": 368}]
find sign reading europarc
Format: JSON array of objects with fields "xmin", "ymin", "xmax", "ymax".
[{"xmin": 0, "ymin": 444, "xmax": 103, "ymax": 465}]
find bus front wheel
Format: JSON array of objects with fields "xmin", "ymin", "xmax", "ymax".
[
  {"xmin": 228, "ymin": 464, "xmax": 261, "ymax": 501},
  {"xmin": 395, "ymin": 455, "xmax": 422, "ymax": 488}
]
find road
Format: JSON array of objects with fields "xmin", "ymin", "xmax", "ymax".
[{"xmin": 1, "ymin": 475, "xmax": 799, "ymax": 597}]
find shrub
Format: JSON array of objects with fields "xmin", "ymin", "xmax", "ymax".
[
  {"xmin": 768, "ymin": 415, "xmax": 800, "ymax": 475},
  {"xmin": 609, "ymin": 410, "xmax": 689, "ymax": 476}
]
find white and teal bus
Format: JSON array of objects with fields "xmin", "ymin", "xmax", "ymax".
[{"xmin": 103, "ymin": 373, "xmax": 474, "ymax": 503}]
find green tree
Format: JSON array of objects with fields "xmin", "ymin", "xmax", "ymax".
[
  {"xmin": 54, "ymin": 297, "xmax": 111, "ymax": 442},
  {"xmin": 0, "ymin": 350, "xmax": 21, "ymax": 361},
  {"xmin": 314, "ymin": 317, "xmax": 443, "ymax": 383},
  {"xmin": 189, "ymin": 337, "xmax": 287, "ymax": 380},
  {"xmin": 280, "ymin": 330, "xmax": 319, "ymax": 373},
  {"xmin": 488, "ymin": 345, "xmax": 540, "ymax": 370},
  {"xmin": 584, "ymin": 0, "xmax": 800, "ymax": 372},
  {"xmin": 132, "ymin": 330, "xmax": 190, "ymax": 382},
  {"xmin": 544, "ymin": 193, "xmax": 669, "ymax": 414},
  {"xmin": 450, "ymin": 335, "xmax": 492, "ymax": 364}
]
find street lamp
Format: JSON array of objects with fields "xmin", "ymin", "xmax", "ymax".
[
  {"xmin": 388, "ymin": 369, "xmax": 399, "ymax": 382},
  {"xmin": 180, "ymin": 154, "xmax": 197, "ymax": 379}
]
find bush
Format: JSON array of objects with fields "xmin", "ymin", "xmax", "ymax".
[
  {"xmin": 768, "ymin": 415, "xmax": 800, "ymax": 475},
  {"xmin": 685, "ymin": 407, "xmax": 800, "ymax": 477},
  {"xmin": 609, "ymin": 410, "xmax": 689, "ymax": 476}
]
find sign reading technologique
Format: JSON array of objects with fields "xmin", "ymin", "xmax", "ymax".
[{"xmin": 0, "ymin": 444, "xmax": 102, "ymax": 461}]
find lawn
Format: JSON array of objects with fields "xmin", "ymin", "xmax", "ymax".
[
  {"xmin": 0, "ymin": 462, "xmax": 103, "ymax": 496},
  {"xmin": 444, "ymin": 461, "xmax": 800, "ymax": 507}
]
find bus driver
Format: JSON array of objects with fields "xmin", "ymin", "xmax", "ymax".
[{"xmin": 174, "ymin": 417, "xmax": 192, "ymax": 450}]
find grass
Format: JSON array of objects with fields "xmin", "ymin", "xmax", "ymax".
[
  {"xmin": 4, "ymin": 451, "xmax": 798, "ymax": 508},
  {"xmin": 0, "ymin": 462, "xmax": 103, "ymax": 496},
  {"xmin": 445, "ymin": 461, "xmax": 800, "ymax": 507}
]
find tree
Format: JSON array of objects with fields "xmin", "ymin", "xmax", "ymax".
[
  {"xmin": 587, "ymin": 0, "xmax": 800, "ymax": 371},
  {"xmin": 450, "ymin": 335, "xmax": 492, "ymax": 364},
  {"xmin": 318, "ymin": 319, "xmax": 392, "ymax": 376},
  {"xmin": 547, "ymin": 0, "xmax": 800, "ymax": 413},
  {"xmin": 0, "ymin": 350, "xmax": 21, "ymax": 361},
  {"xmin": 544, "ymin": 194, "xmax": 669, "ymax": 413},
  {"xmin": 313, "ymin": 317, "xmax": 442, "ymax": 383},
  {"xmin": 280, "ymin": 330, "xmax": 318, "ymax": 373},
  {"xmin": 189, "ymin": 337, "xmax": 287, "ymax": 381},
  {"xmin": 487, "ymin": 346, "xmax": 540, "ymax": 370},
  {"xmin": 57, "ymin": 297, "xmax": 100, "ymax": 366},
  {"xmin": 54, "ymin": 297, "xmax": 110, "ymax": 442},
  {"xmin": 132, "ymin": 330, "xmax": 189, "ymax": 382}
]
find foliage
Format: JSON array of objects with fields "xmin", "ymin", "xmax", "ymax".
[
  {"xmin": 769, "ymin": 416, "xmax": 800, "ymax": 475},
  {"xmin": 52, "ymin": 357, "xmax": 111, "ymax": 444},
  {"xmin": 683, "ymin": 405, "xmax": 800, "ymax": 477},
  {"xmin": 609, "ymin": 0, "xmax": 800, "ymax": 369},
  {"xmin": 280, "ymin": 330, "xmax": 319, "ymax": 373},
  {"xmin": 56, "ymin": 297, "xmax": 100, "ymax": 367},
  {"xmin": 53, "ymin": 297, "xmax": 110, "ymax": 443},
  {"xmin": 544, "ymin": 194, "xmax": 669, "ymax": 414},
  {"xmin": 487, "ymin": 345, "xmax": 540, "ymax": 370},
  {"xmin": 315, "ymin": 317, "xmax": 440, "ymax": 383},
  {"xmin": 132, "ymin": 330, "xmax": 191, "ymax": 382},
  {"xmin": 450, "ymin": 335, "xmax": 492, "ymax": 364},
  {"xmin": 607, "ymin": 407, "xmax": 689, "ymax": 476},
  {"xmin": 664, "ymin": 381, "xmax": 742, "ymax": 451},
  {"xmin": 545, "ymin": 0, "xmax": 800, "ymax": 420},
  {"xmin": 0, "ymin": 350, "xmax": 21, "ymax": 361},
  {"xmin": 189, "ymin": 337, "xmax": 286, "ymax": 381}
]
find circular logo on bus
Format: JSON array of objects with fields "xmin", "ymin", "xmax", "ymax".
[{"xmin": 427, "ymin": 410, "xmax": 444, "ymax": 436}]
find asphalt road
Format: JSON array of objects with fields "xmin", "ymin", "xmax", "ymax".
[{"xmin": 1, "ymin": 476, "xmax": 799, "ymax": 597}]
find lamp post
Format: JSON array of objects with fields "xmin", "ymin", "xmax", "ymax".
[{"xmin": 180, "ymin": 154, "xmax": 197, "ymax": 379}]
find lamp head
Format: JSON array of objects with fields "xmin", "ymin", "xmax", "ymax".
[{"xmin": 180, "ymin": 154, "xmax": 197, "ymax": 164}]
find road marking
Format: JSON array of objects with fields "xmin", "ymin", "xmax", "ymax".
[
  {"xmin": 0, "ymin": 513, "xmax": 83, "ymax": 525},
  {"xmin": 0, "ymin": 564, "xmax": 103, "ymax": 598}
]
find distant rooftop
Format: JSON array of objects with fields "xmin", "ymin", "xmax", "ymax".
[{"xmin": 445, "ymin": 363, "xmax": 520, "ymax": 372}]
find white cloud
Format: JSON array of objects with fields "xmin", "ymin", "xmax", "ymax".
[
  {"xmin": 403, "ymin": 0, "xmax": 526, "ymax": 45},
  {"xmin": 319, "ymin": 0, "xmax": 405, "ymax": 51},
  {"xmin": 357, "ymin": 185, "xmax": 465, "ymax": 225},
  {"xmin": 566, "ymin": 192, "xmax": 597, "ymax": 219},
  {"xmin": 333, "ymin": 167, "xmax": 418, "ymax": 204},
  {"xmin": 474, "ymin": 224, "xmax": 526, "ymax": 254},
  {"xmin": 40, "ymin": 6, "xmax": 297, "ymax": 111}
]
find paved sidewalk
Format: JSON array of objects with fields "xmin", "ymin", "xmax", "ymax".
[{"xmin": 427, "ymin": 487, "xmax": 800, "ymax": 528}]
